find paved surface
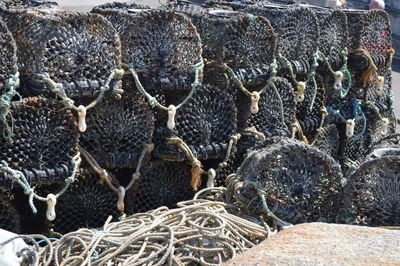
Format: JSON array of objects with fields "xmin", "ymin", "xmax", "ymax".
[{"xmin": 225, "ymin": 223, "xmax": 400, "ymax": 266}]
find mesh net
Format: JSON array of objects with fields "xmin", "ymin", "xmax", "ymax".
[
  {"xmin": 244, "ymin": 5, "xmax": 319, "ymax": 71},
  {"xmin": 315, "ymin": 9, "xmax": 348, "ymax": 70},
  {"xmin": 93, "ymin": 7, "xmax": 202, "ymax": 91},
  {"xmin": 0, "ymin": 189, "xmax": 20, "ymax": 233},
  {"xmin": 79, "ymin": 93, "xmax": 154, "ymax": 169},
  {"xmin": 125, "ymin": 160, "xmax": 195, "ymax": 214},
  {"xmin": 0, "ymin": 0, "xmax": 57, "ymax": 9},
  {"xmin": 0, "ymin": 97, "xmax": 79, "ymax": 188},
  {"xmin": 0, "ymin": 9, "xmax": 121, "ymax": 98},
  {"xmin": 308, "ymin": 124, "xmax": 340, "ymax": 158},
  {"xmin": 340, "ymin": 156, "xmax": 400, "ymax": 226},
  {"xmin": 231, "ymin": 137, "xmax": 343, "ymax": 224},
  {"xmin": 247, "ymin": 77, "xmax": 296, "ymax": 137},
  {"xmin": 296, "ymin": 74, "xmax": 326, "ymax": 132},
  {"xmin": 0, "ymin": 17, "xmax": 17, "ymax": 92},
  {"xmin": 366, "ymin": 134, "xmax": 400, "ymax": 160},
  {"xmin": 50, "ymin": 170, "xmax": 119, "ymax": 234},
  {"xmin": 174, "ymin": 4, "xmax": 276, "ymax": 88},
  {"xmin": 155, "ymin": 84, "xmax": 237, "ymax": 160}
]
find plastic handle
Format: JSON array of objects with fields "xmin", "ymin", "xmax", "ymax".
[
  {"xmin": 381, "ymin": 118, "xmax": 389, "ymax": 135},
  {"xmin": 206, "ymin": 168, "xmax": 216, "ymax": 188},
  {"xmin": 46, "ymin": 194, "xmax": 57, "ymax": 221},
  {"xmin": 250, "ymin": 91, "xmax": 260, "ymax": 114},
  {"xmin": 77, "ymin": 105, "xmax": 87, "ymax": 132},
  {"xmin": 297, "ymin": 82, "xmax": 306, "ymax": 102},
  {"xmin": 167, "ymin": 105, "xmax": 176, "ymax": 130},
  {"xmin": 334, "ymin": 71, "xmax": 344, "ymax": 91},
  {"xmin": 376, "ymin": 76, "xmax": 384, "ymax": 95},
  {"xmin": 346, "ymin": 119, "xmax": 355, "ymax": 138},
  {"xmin": 117, "ymin": 186, "xmax": 126, "ymax": 212}
]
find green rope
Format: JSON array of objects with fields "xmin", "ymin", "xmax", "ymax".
[
  {"xmin": 0, "ymin": 72, "xmax": 21, "ymax": 143},
  {"xmin": 125, "ymin": 61, "xmax": 204, "ymax": 111},
  {"xmin": 0, "ymin": 153, "xmax": 81, "ymax": 214}
]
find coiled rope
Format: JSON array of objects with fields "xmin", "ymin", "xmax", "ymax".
[{"xmin": 11, "ymin": 188, "xmax": 274, "ymax": 266}]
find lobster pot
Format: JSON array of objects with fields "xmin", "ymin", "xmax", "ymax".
[
  {"xmin": 244, "ymin": 4, "xmax": 319, "ymax": 74},
  {"xmin": 92, "ymin": 7, "xmax": 202, "ymax": 91},
  {"xmin": 0, "ymin": 189, "xmax": 20, "ymax": 233},
  {"xmin": 296, "ymin": 74, "xmax": 326, "ymax": 133},
  {"xmin": 0, "ymin": 0, "xmax": 57, "ymax": 9},
  {"xmin": 80, "ymin": 93, "xmax": 154, "ymax": 169},
  {"xmin": 0, "ymin": 97, "xmax": 79, "ymax": 189},
  {"xmin": 154, "ymin": 84, "xmax": 237, "ymax": 161},
  {"xmin": 174, "ymin": 4, "xmax": 277, "ymax": 89},
  {"xmin": 0, "ymin": 7, "xmax": 122, "ymax": 99},
  {"xmin": 338, "ymin": 109, "xmax": 396, "ymax": 166},
  {"xmin": 339, "ymin": 156, "xmax": 400, "ymax": 226},
  {"xmin": 314, "ymin": 9, "xmax": 348, "ymax": 70},
  {"xmin": 307, "ymin": 124, "xmax": 340, "ymax": 159},
  {"xmin": 366, "ymin": 134, "xmax": 400, "ymax": 161},
  {"xmin": 345, "ymin": 10, "xmax": 391, "ymax": 57},
  {"xmin": 345, "ymin": 10, "xmax": 392, "ymax": 107},
  {"xmin": 0, "ymin": 17, "xmax": 17, "ymax": 92},
  {"xmin": 230, "ymin": 137, "xmax": 344, "ymax": 224},
  {"xmin": 50, "ymin": 171, "xmax": 119, "ymax": 234},
  {"xmin": 247, "ymin": 77, "xmax": 296, "ymax": 138},
  {"xmin": 203, "ymin": 0, "xmax": 266, "ymax": 11},
  {"xmin": 125, "ymin": 160, "xmax": 194, "ymax": 214}
]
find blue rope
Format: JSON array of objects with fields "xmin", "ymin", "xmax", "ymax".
[{"xmin": 326, "ymin": 99, "xmax": 366, "ymax": 141}]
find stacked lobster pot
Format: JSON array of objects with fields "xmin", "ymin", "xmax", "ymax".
[
  {"xmin": 0, "ymin": 0, "xmax": 398, "ymax": 235},
  {"xmin": 0, "ymin": 3, "xmax": 126, "ymax": 234},
  {"xmin": 92, "ymin": 4, "xmax": 210, "ymax": 214}
]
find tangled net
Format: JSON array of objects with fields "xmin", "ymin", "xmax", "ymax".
[
  {"xmin": 50, "ymin": 170, "xmax": 119, "ymax": 235},
  {"xmin": 24, "ymin": 195, "xmax": 273, "ymax": 266},
  {"xmin": 1, "ymin": 8, "xmax": 121, "ymax": 97},
  {"xmin": 79, "ymin": 93, "xmax": 154, "ymax": 169},
  {"xmin": 309, "ymin": 124, "xmax": 340, "ymax": 158},
  {"xmin": 228, "ymin": 137, "xmax": 344, "ymax": 224},
  {"xmin": 125, "ymin": 160, "xmax": 194, "ymax": 214},
  {"xmin": 93, "ymin": 7, "xmax": 202, "ymax": 91},
  {"xmin": 0, "ymin": 97, "xmax": 79, "ymax": 188},
  {"xmin": 340, "ymin": 156, "xmax": 400, "ymax": 226}
]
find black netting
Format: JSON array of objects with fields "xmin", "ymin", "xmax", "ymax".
[
  {"xmin": 0, "ymin": 97, "xmax": 79, "ymax": 188},
  {"xmin": 244, "ymin": 5, "xmax": 319, "ymax": 72},
  {"xmin": 79, "ymin": 93, "xmax": 154, "ymax": 169},
  {"xmin": 0, "ymin": 17, "xmax": 17, "ymax": 92},
  {"xmin": 50, "ymin": 171, "xmax": 119, "ymax": 234},
  {"xmin": 340, "ymin": 156, "xmax": 400, "ymax": 226},
  {"xmin": 308, "ymin": 124, "xmax": 340, "ymax": 158},
  {"xmin": 366, "ymin": 134, "xmax": 400, "ymax": 160},
  {"xmin": 125, "ymin": 160, "xmax": 194, "ymax": 214},
  {"xmin": 155, "ymin": 84, "xmax": 237, "ymax": 160},
  {"xmin": 92, "ymin": 8, "xmax": 202, "ymax": 91},
  {"xmin": 1, "ymin": 9, "xmax": 121, "ymax": 98},
  {"xmin": 231, "ymin": 137, "xmax": 343, "ymax": 224},
  {"xmin": 297, "ymin": 74, "xmax": 326, "ymax": 132},
  {"xmin": 0, "ymin": 189, "xmax": 20, "ymax": 233},
  {"xmin": 315, "ymin": 9, "xmax": 348, "ymax": 69},
  {"xmin": 175, "ymin": 5, "xmax": 276, "ymax": 88},
  {"xmin": 247, "ymin": 77, "xmax": 296, "ymax": 137},
  {"xmin": 0, "ymin": 0, "xmax": 57, "ymax": 8}
]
